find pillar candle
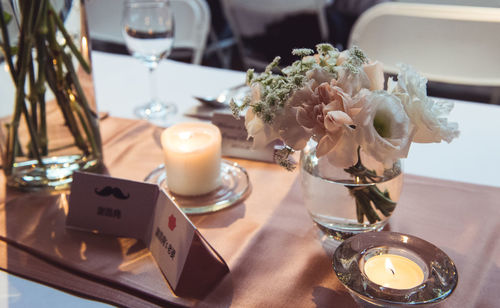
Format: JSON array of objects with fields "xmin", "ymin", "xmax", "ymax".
[{"xmin": 161, "ymin": 122, "xmax": 221, "ymax": 196}]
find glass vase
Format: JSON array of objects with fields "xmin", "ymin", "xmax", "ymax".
[
  {"xmin": 0, "ymin": 0, "xmax": 102, "ymax": 191},
  {"xmin": 300, "ymin": 140, "xmax": 403, "ymax": 241}
]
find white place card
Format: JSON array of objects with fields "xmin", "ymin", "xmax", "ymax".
[
  {"xmin": 211, "ymin": 112, "xmax": 279, "ymax": 162},
  {"xmin": 148, "ymin": 190, "xmax": 194, "ymax": 290},
  {"xmin": 67, "ymin": 172, "xmax": 228, "ymax": 298}
]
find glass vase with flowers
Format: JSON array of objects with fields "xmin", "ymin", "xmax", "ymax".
[{"xmin": 231, "ymin": 44, "xmax": 459, "ymax": 240}]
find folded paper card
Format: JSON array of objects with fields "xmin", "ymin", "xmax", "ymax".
[
  {"xmin": 212, "ymin": 112, "xmax": 281, "ymax": 163},
  {"xmin": 67, "ymin": 171, "xmax": 229, "ymax": 298}
]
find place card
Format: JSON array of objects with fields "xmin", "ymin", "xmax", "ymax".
[
  {"xmin": 211, "ymin": 112, "xmax": 280, "ymax": 163},
  {"xmin": 67, "ymin": 172, "xmax": 229, "ymax": 298}
]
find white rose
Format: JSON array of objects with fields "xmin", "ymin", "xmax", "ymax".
[
  {"xmin": 244, "ymin": 84, "xmax": 280, "ymax": 148},
  {"xmin": 336, "ymin": 66, "xmax": 370, "ymax": 97},
  {"xmin": 363, "ymin": 61, "xmax": 385, "ymax": 91},
  {"xmin": 392, "ymin": 64, "xmax": 459, "ymax": 143},
  {"xmin": 245, "ymin": 108, "xmax": 280, "ymax": 148},
  {"xmin": 336, "ymin": 50, "xmax": 350, "ymax": 66}
]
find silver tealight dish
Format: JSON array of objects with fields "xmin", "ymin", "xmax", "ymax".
[
  {"xmin": 332, "ymin": 231, "xmax": 458, "ymax": 307},
  {"xmin": 145, "ymin": 159, "xmax": 251, "ymax": 214}
]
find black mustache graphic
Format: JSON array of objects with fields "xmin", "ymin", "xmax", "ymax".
[{"xmin": 94, "ymin": 186, "xmax": 130, "ymax": 200}]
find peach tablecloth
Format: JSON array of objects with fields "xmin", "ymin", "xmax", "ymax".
[{"xmin": 0, "ymin": 117, "xmax": 499, "ymax": 307}]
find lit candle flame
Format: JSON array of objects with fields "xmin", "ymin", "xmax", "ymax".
[{"xmin": 385, "ymin": 257, "xmax": 396, "ymax": 276}]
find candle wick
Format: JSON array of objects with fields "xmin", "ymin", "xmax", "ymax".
[{"xmin": 390, "ymin": 269, "xmax": 395, "ymax": 275}]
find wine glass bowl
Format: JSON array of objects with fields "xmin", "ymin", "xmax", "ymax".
[{"xmin": 122, "ymin": 0, "xmax": 176, "ymax": 121}]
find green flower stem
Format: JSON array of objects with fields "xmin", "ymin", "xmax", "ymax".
[
  {"xmin": 368, "ymin": 186, "xmax": 396, "ymax": 216},
  {"xmin": 18, "ymin": 3, "xmax": 44, "ymax": 163},
  {"xmin": 28, "ymin": 52, "xmax": 38, "ymax": 128},
  {"xmin": 48, "ymin": 4, "xmax": 90, "ymax": 74},
  {"xmin": 351, "ymin": 188, "xmax": 381, "ymax": 224},
  {"xmin": 31, "ymin": 2, "xmax": 45, "ymax": 33},
  {"xmin": 70, "ymin": 99, "xmax": 99, "ymax": 158},
  {"xmin": 355, "ymin": 198, "xmax": 364, "ymax": 224},
  {"xmin": 35, "ymin": 0, "xmax": 49, "ymax": 156},
  {"xmin": 5, "ymin": 1, "xmax": 45, "ymax": 175},
  {"xmin": 0, "ymin": 1, "xmax": 17, "ymax": 81},
  {"xmin": 60, "ymin": 49, "xmax": 101, "ymax": 157},
  {"xmin": 346, "ymin": 146, "xmax": 397, "ymax": 224},
  {"xmin": 45, "ymin": 12, "xmax": 91, "ymax": 155},
  {"xmin": 44, "ymin": 56, "xmax": 89, "ymax": 155},
  {"xmin": 20, "ymin": 95, "xmax": 44, "ymax": 163},
  {"xmin": 35, "ymin": 35, "xmax": 48, "ymax": 155},
  {"xmin": 46, "ymin": 13, "xmax": 63, "ymax": 83}
]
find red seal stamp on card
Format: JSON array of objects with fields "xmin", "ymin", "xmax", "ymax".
[{"xmin": 168, "ymin": 214, "xmax": 176, "ymax": 231}]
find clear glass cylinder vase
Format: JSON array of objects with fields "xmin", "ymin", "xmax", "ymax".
[
  {"xmin": 0, "ymin": 0, "xmax": 102, "ymax": 191},
  {"xmin": 300, "ymin": 140, "xmax": 404, "ymax": 241}
]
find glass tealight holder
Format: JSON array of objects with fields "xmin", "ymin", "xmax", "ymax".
[{"xmin": 332, "ymin": 231, "xmax": 458, "ymax": 307}]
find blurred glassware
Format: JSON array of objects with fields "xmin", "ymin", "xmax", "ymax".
[{"xmin": 122, "ymin": 0, "xmax": 176, "ymax": 121}]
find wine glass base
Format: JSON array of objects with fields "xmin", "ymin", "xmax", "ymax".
[{"xmin": 134, "ymin": 102, "xmax": 177, "ymax": 120}]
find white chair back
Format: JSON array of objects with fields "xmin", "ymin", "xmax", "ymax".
[
  {"xmin": 86, "ymin": 0, "xmax": 210, "ymax": 65},
  {"xmin": 395, "ymin": 0, "xmax": 500, "ymax": 7},
  {"xmin": 348, "ymin": 2, "xmax": 500, "ymax": 88},
  {"xmin": 170, "ymin": 0, "xmax": 211, "ymax": 65}
]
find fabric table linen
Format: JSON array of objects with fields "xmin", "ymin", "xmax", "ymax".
[{"xmin": 0, "ymin": 116, "xmax": 499, "ymax": 307}]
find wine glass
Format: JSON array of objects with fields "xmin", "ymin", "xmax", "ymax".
[{"xmin": 122, "ymin": 0, "xmax": 176, "ymax": 121}]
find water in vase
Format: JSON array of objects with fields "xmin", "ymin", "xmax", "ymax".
[{"xmin": 300, "ymin": 150, "xmax": 403, "ymax": 240}]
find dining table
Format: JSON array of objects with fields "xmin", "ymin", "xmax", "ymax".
[{"xmin": 0, "ymin": 50, "xmax": 499, "ymax": 307}]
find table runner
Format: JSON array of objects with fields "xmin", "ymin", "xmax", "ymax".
[{"xmin": 0, "ymin": 117, "xmax": 499, "ymax": 307}]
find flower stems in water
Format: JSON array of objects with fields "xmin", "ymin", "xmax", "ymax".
[
  {"xmin": 0, "ymin": 1, "xmax": 100, "ymax": 175},
  {"xmin": 346, "ymin": 147, "xmax": 397, "ymax": 224}
]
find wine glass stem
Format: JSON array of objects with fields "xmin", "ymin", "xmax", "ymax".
[{"xmin": 148, "ymin": 64, "xmax": 160, "ymax": 107}]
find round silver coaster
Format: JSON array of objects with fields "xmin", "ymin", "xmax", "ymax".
[{"xmin": 145, "ymin": 160, "xmax": 251, "ymax": 214}]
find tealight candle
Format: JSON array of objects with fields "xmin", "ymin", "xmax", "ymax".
[
  {"xmin": 364, "ymin": 254, "xmax": 424, "ymax": 289},
  {"xmin": 161, "ymin": 122, "xmax": 222, "ymax": 196}
]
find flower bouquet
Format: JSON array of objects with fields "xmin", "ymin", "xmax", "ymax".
[{"xmin": 231, "ymin": 44, "xmax": 459, "ymax": 238}]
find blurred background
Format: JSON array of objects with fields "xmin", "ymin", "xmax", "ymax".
[{"xmin": 86, "ymin": 0, "xmax": 500, "ymax": 104}]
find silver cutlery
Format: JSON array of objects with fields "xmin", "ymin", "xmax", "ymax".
[{"xmin": 193, "ymin": 83, "xmax": 248, "ymax": 109}]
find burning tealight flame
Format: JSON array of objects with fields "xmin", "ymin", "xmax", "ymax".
[
  {"xmin": 385, "ymin": 257, "xmax": 396, "ymax": 276},
  {"xmin": 364, "ymin": 254, "xmax": 425, "ymax": 290}
]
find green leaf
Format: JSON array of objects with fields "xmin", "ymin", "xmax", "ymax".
[
  {"xmin": 0, "ymin": 45, "xmax": 17, "ymax": 57},
  {"xmin": 2, "ymin": 11, "xmax": 12, "ymax": 24}
]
